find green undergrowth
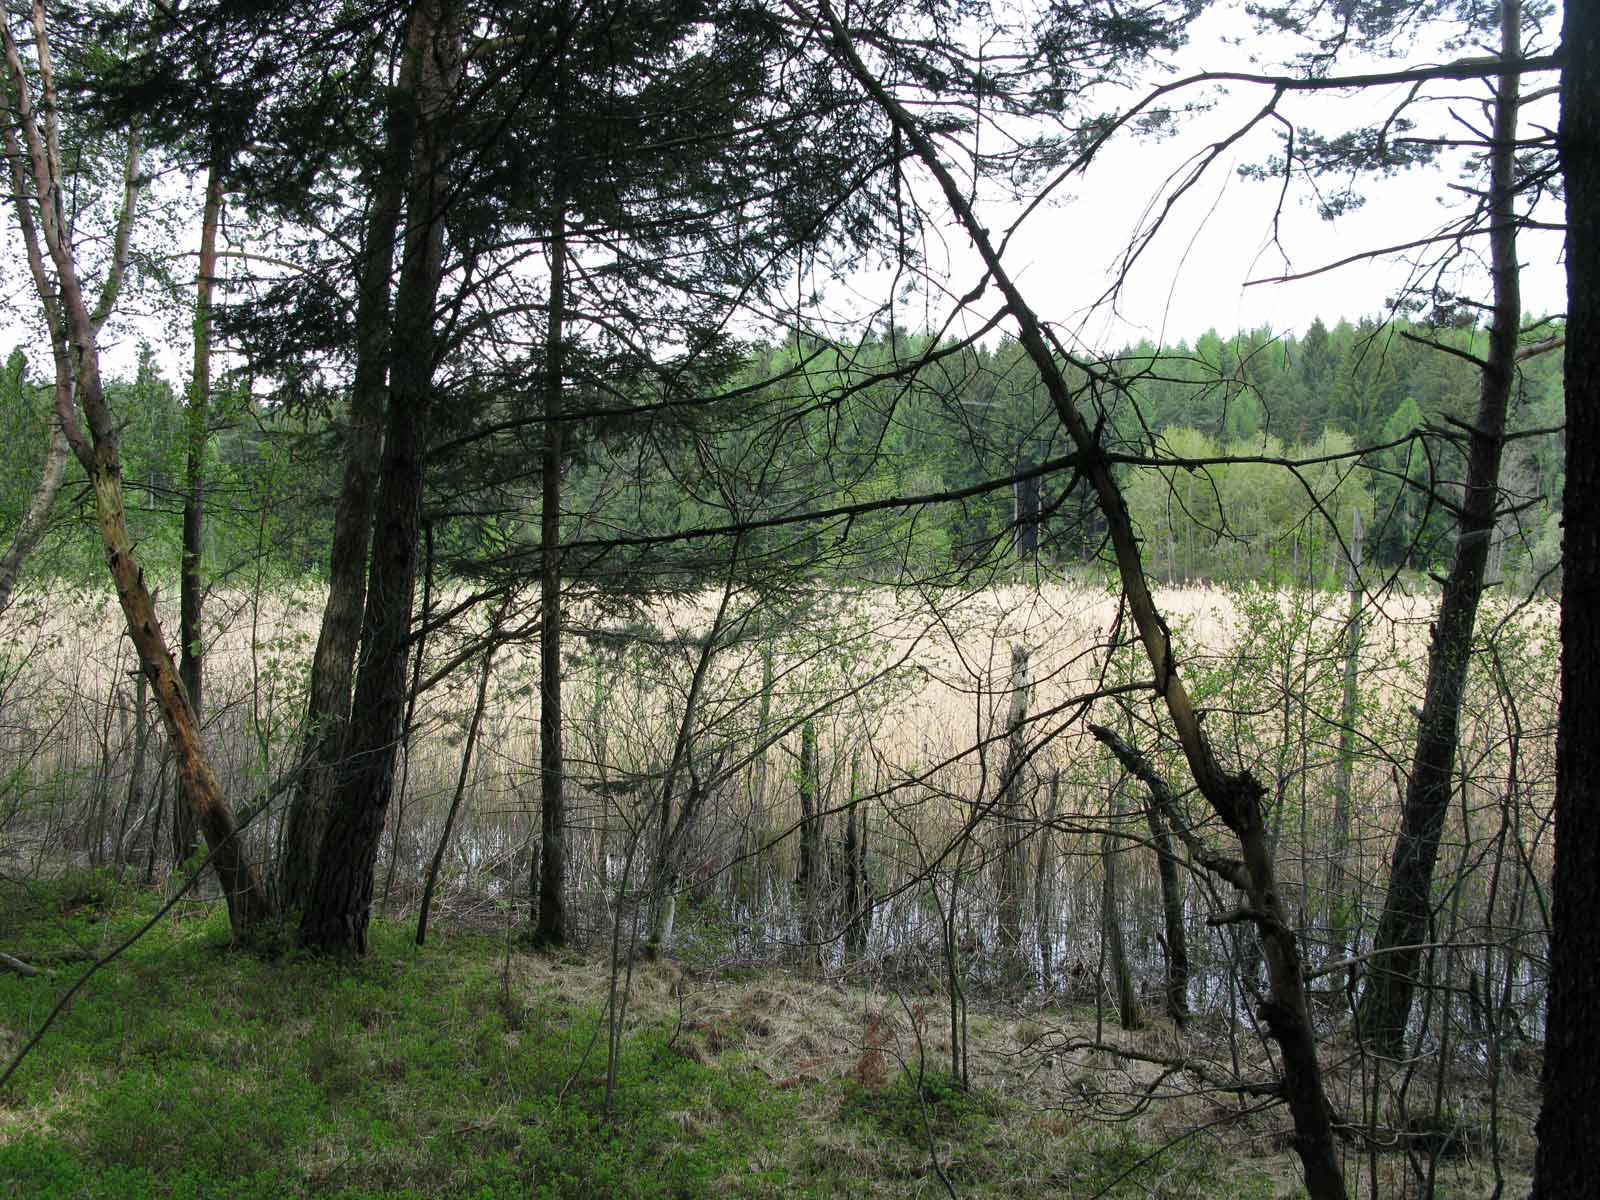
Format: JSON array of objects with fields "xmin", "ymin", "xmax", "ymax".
[{"xmin": 0, "ymin": 872, "xmax": 1275, "ymax": 1198}]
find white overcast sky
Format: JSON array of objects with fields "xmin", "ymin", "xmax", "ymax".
[
  {"xmin": 3, "ymin": 2, "xmax": 1568, "ymax": 380},
  {"xmin": 826, "ymin": 2, "xmax": 1567, "ymax": 351}
]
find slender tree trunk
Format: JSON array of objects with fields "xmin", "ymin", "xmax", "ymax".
[
  {"xmin": 1329, "ymin": 509, "xmax": 1363, "ymax": 961},
  {"xmin": 115, "ymin": 669, "xmax": 150, "ymax": 877},
  {"xmin": 383, "ymin": 520, "xmax": 434, "ymax": 914},
  {"xmin": 796, "ymin": 717, "xmax": 821, "ymax": 959},
  {"xmin": 3, "ymin": 11, "xmax": 271, "ymax": 933},
  {"xmin": 300, "ymin": 0, "xmax": 456, "ymax": 954},
  {"xmin": 1034, "ymin": 770, "xmax": 1060, "ymax": 984},
  {"xmin": 643, "ymin": 579, "xmax": 736, "ymax": 958},
  {"xmin": 810, "ymin": 7, "xmax": 1346, "ymax": 1188},
  {"xmin": 1102, "ymin": 793, "xmax": 1143, "ymax": 1031},
  {"xmin": 752, "ymin": 642, "xmax": 774, "ymax": 819},
  {"xmin": 0, "ymin": 27, "xmax": 72, "ymax": 620},
  {"xmin": 533, "ymin": 207, "xmax": 569, "ymax": 949},
  {"xmin": 417, "ymin": 599, "xmax": 506, "ymax": 946},
  {"xmin": 278, "ymin": 22, "xmax": 423, "ymax": 914},
  {"xmin": 1532, "ymin": 0, "xmax": 1600, "ymax": 1188},
  {"xmin": 174, "ymin": 155, "xmax": 224, "ymax": 869},
  {"xmin": 796, "ymin": 719, "xmax": 818, "ymax": 894},
  {"xmin": 1361, "ymin": 0, "xmax": 1523, "ymax": 1056},
  {"xmin": 0, "ymin": 416, "xmax": 65, "ymax": 617},
  {"xmin": 996, "ymin": 645, "xmax": 1030, "ymax": 968},
  {"xmin": 1144, "ymin": 780, "xmax": 1189, "ymax": 1027},
  {"xmin": 843, "ymin": 751, "xmax": 866, "ymax": 956}
]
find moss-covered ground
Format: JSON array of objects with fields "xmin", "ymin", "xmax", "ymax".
[{"xmin": 0, "ymin": 873, "xmax": 1523, "ymax": 1198}]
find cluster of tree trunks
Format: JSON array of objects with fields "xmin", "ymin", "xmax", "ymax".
[{"xmin": 6, "ymin": 4, "xmax": 1599, "ymax": 1194}]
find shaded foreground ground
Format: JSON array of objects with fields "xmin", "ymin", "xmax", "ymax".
[{"xmin": 0, "ymin": 875, "xmax": 1531, "ymax": 1198}]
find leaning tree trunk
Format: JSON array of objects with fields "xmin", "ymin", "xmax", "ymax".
[
  {"xmin": 277, "ymin": 22, "xmax": 422, "ymax": 914},
  {"xmin": 1532, "ymin": 0, "xmax": 1600, "ymax": 1189},
  {"xmin": 1361, "ymin": 0, "xmax": 1523, "ymax": 1057},
  {"xmin": 809, "ymin": 7, "xmax": 1347, "ymax": 1190},
  {"xmin": 2, "ymin": 11, "xmax": 271, "ymax": 933},
  {"xmin": 300, "ymin": 0, "xmax": 456, "ymax": 954}
]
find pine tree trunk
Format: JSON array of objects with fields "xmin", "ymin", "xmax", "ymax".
[
  {"xmin": 278, "ymin": 25, "xmax": 422, "ymax": 915},
  {"xmin": 175, "ymin": 156, "xmax": 223, "ymax": 870},
  {"xmin": 1361, "ymin": 0, "xmax": 1523, "ymax": 1056},
  {"xmin": 533, "ymin": 208, "xmax": 568, "ymax": 949},
  {"xmin": 1532, "ymin": 0, "xmax": 1600, "ymax": 1187},
  {"xmin": 300, "ymin": 0, "xmax": 455, "ymax": 954}
]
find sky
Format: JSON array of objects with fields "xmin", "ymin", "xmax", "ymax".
[
  {"xmin": 2, "ymin": 1, "xmax": 1569, "ymax": 380},
  {"xmin": 822, "ymin": 3, "xmax": 1567, "ymax": 353}
]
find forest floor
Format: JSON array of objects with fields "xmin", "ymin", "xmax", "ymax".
[{"xmin": 0, "ymin": 872, "xmax": 1534, "ymax": 1199}]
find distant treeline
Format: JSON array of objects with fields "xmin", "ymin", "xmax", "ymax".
[{"xmin": 0, "ymin": 313, "xmax": 1564, "ymax": 594}]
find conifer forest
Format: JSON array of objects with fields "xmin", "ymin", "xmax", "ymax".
[{"xmin": 1, "ymin": 0, "xmax": 1597, "ymax": 1196}]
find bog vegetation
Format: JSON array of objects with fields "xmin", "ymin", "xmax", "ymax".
[{"xmin": 0, "ymin": 0, "xmax": 1588, "ymax": 1197}]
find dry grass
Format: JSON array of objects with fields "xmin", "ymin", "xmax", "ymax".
[{"xmin": 497, "ymin": 937, "xmax": 1541, "ymax": 1198}]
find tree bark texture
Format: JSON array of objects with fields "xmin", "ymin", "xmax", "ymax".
[
  {"xmin": 996, "ymin": 645, "xmax": 1030, "ymax": 962},
  {"xmin": 278, "ymin": 23, "xmax": 423, "ymax": 914},
  {"xmin": 1361, "ymin": 0, "xmax": 1522, "ymax": 1057},
  {"xmin": 533, "ymin": 209, "xmax": 569, "ymax": 949},
  {"xmin": 1532, "ymin": 0, "xmax": 1600, "ymax": 1190},
  {"xmin": 301, "ymin": 0, "xmax": 455, "ymax": 954},
  {"xmin": 174, "ymin": 156, "xmax": 225, "ymax": 868}
]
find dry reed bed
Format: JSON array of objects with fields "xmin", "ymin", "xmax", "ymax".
[{"xmin": 0, "ymin": 578, "xmax": 1558, "ymax": 918}]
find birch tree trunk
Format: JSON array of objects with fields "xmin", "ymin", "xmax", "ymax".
[{"xmin": 2, "ymin": 4, "xmax": 271, "ymax": 933}]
